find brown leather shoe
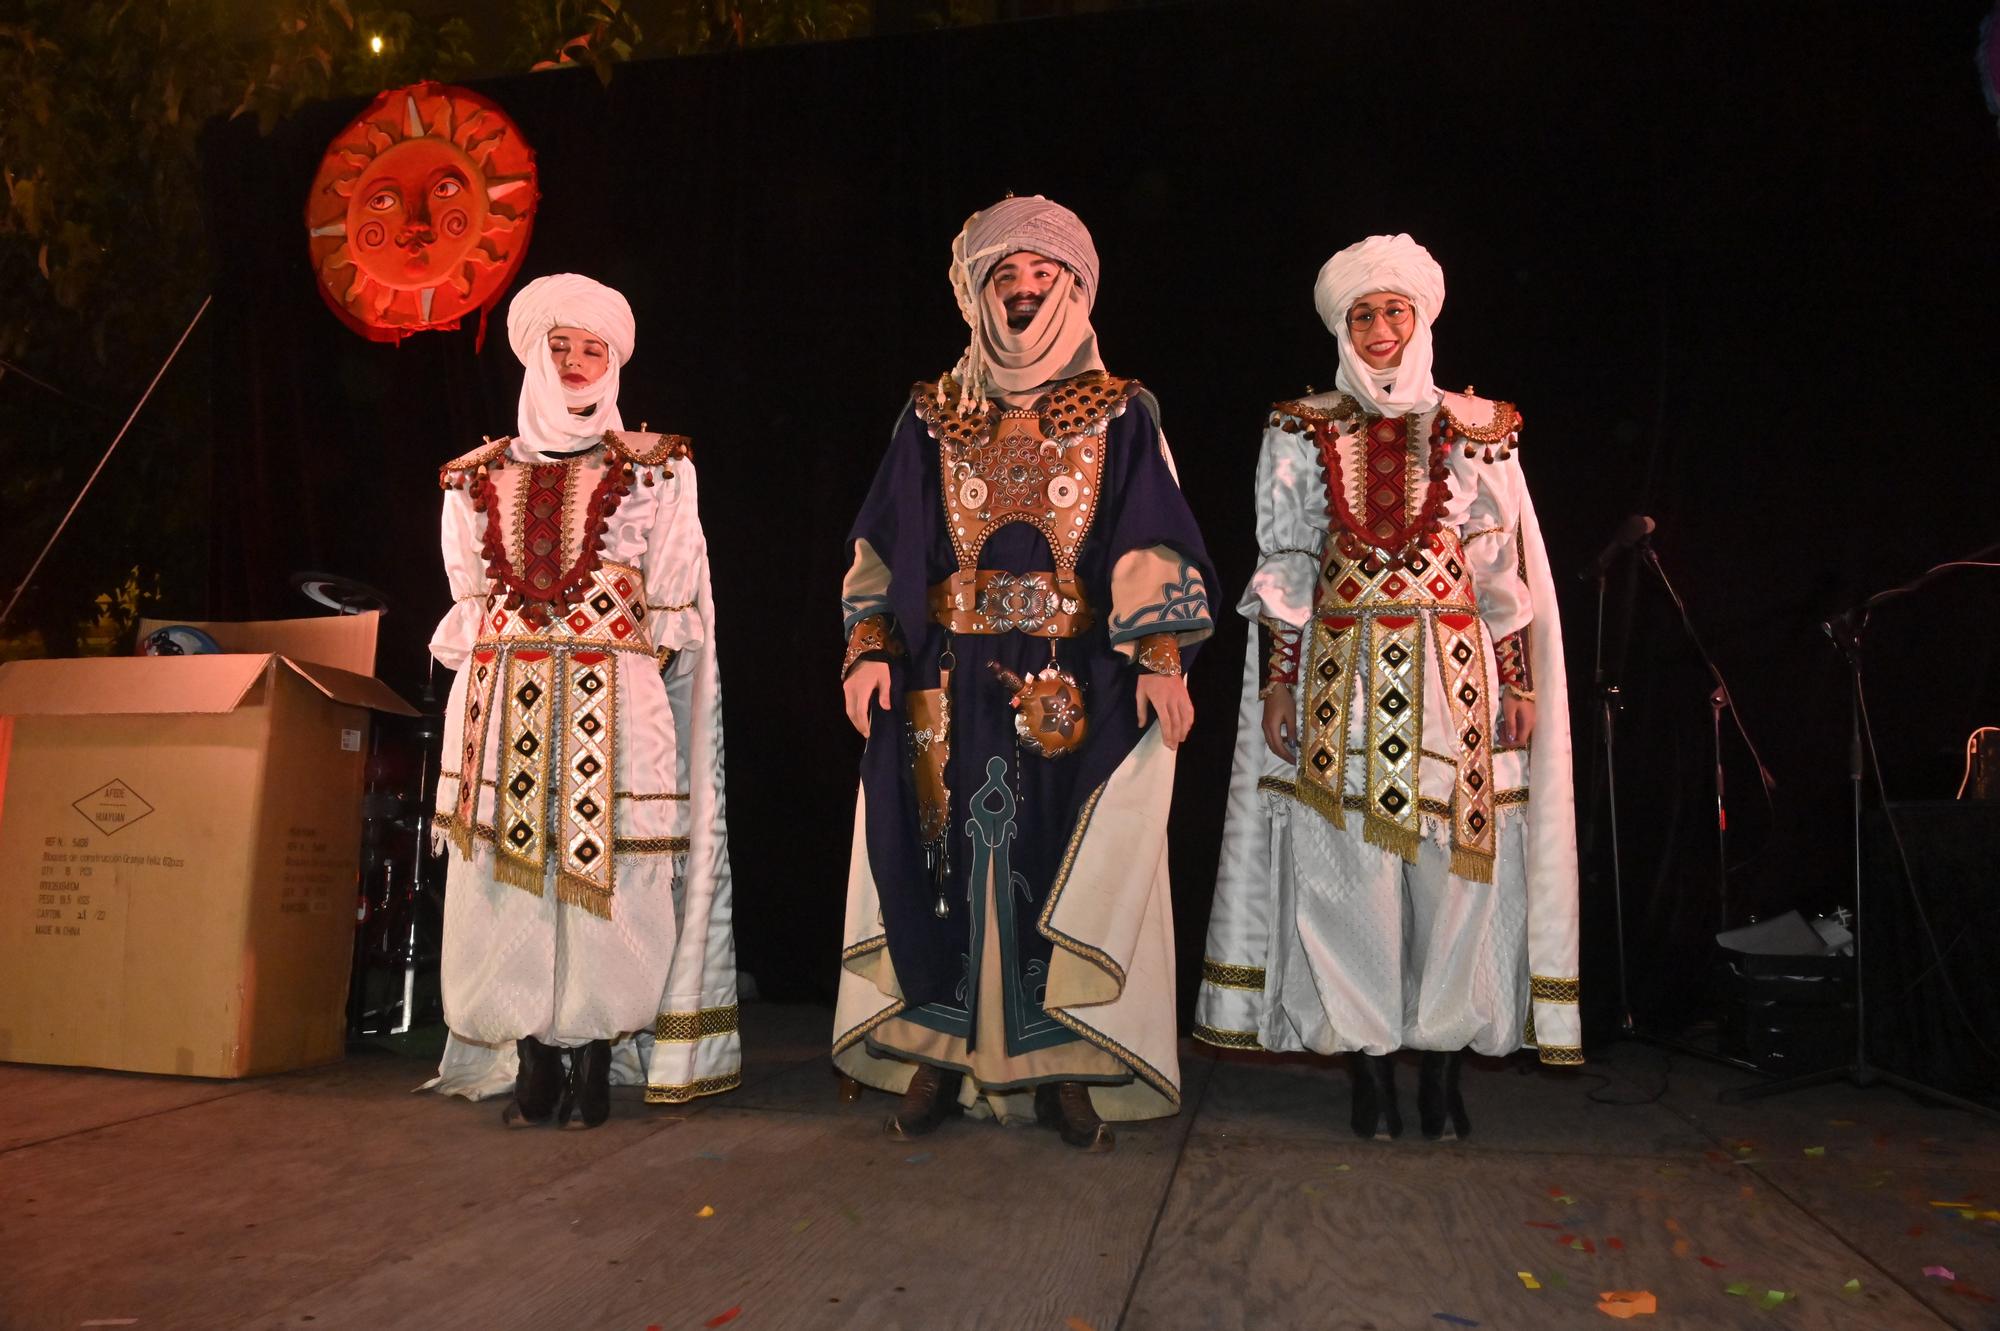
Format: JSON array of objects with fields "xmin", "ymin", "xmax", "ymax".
[
  {"xmin": 885, "ymin": 1063, "xmax": 962, "ymax": 1140},
  {"xmin": 1034, "ymin": 1081, "xmax": 1114, "ymax": 1152},
  {"xmin": 835, "ymin": 1071, "xmax": 865, "ymax": 1104}
]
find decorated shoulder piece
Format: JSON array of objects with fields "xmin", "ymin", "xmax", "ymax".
[
  {"xmin": 605, "ymin": 428, "xmax": 692, "ymax": 480},
  {"xmin": 1267, "ymin": 392, "xmax": 1365, "ymax": 433},
  {"xmin": 438, "ymin": 435, "xmax": 514, "ymax": 489},
  {"xmin": 1439, "ymin": 388, "xmax": 1523, "ymax": 463},
  {"xmin": 912, "ymin": 370, "xmax": 1142, "ymax": 448}
]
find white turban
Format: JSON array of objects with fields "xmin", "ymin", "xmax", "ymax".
[
  {"xmin": 505, "ymin": 273, "xmax": 636, "ymax": 457},
  {"xmin": 1313, "ymin": 234, "xmax": 1446, "ymax": 418},
  {"xmin": 944, "ymin": 195, "xmax": 1105, "ymax": 415}
]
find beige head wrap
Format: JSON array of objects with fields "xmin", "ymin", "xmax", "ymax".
[
  {"xmin": 1313, "ymin": 234, "xmax": 1446, "ymax": 417},
  {"xmin": 506, "ymin": 273, "xmax": 636, "ymax": 456},
  {"xmin": 945, "ymin": 196, "xmax": 1105, "ymax": 415}
]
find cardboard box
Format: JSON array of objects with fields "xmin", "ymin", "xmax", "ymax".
[{"xmin": 0, "ymin": 615, "xmax": 416, "ymax": 1077}]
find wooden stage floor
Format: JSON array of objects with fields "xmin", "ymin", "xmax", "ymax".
[{"xmin": 3, "ymin": 1003, "xmax": 1998, "ymax": 1330}]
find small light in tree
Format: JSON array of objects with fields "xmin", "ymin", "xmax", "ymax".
[{"xmin": 369, "ymin": 34, "xmax": 385, "ymax": 54}]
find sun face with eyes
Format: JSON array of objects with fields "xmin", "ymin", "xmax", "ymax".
[{"xmin": 306, "ymin": 82, "xmax": 540, "ymax": 341}]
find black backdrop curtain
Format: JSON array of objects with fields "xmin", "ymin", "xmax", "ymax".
[{"xmin": 196, "ymin": 0, "xmax": 2000, "ymax": 1035}]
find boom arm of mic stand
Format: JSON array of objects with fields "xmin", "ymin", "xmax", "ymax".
[{"xmin": 1640, "ymin": 544, "xmax": 1779, "ymax": 798}]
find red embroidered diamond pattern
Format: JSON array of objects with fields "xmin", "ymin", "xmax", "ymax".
[
  {"xmin": 521, "ymin": 467, "xmax": 567, "ymax": 594},
  {"xmin": 608, "ymin": 616, "xmax": 633, "ymax": 639},
  {"xmin": 567, "ymin": 610, "xmax": 591, "ymax": 633},
  {"xmin": 1336, "ymin": 576, "xmax": 1365, "ymax": 602},
  {"xmin": 1379, "ymin": 573, "xmax": 1409, "ymax": 599},
  {"xmin": 1429, "ymin": 575, "xmax": 1452, "ymax": 598}
]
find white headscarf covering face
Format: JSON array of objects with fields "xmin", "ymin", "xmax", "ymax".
[
  {"xmin": 505, "ymin": 273, "xmax": 637, "ymax": 456},
  {"xmin": 946, "ymin": 195, "xmax": 1105, "ymax": 413},
  {"xmin": 1313, "ymin": 234, "xmax": 1446, "ymax": 418}
]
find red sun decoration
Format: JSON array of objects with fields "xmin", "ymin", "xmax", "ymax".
[{"xmin": 305, "ymin": 82, "xmax": 539, "ymax": 344}]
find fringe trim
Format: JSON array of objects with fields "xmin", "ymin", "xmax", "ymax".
[
  {"xmin": 1450, "ymin": 844, "xmax": 1495, "ymax": 886},
  {"xmin": 494, "ymin": 850, "xmax": 545, "ymax": 897},
  {"xmin": 557, "ymin": 870, "xmax": 614, "ymax": 920},
  {"xmin": 1361, "ymin": 814, "xmax": 1422, "ymax": 864},
  {"xmin": 1290, "ymin": 773, "xmax": 1347, "ymax": 830}
]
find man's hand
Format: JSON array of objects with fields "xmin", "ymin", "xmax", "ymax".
[
  {"xmin": 1135, "ymin": 673, "xmax": 1194, "ymax": 749},
  {"xmin": 843, "ymin": 661, "xmax": 890, "ymax": 737},
  {"xmin": 1501, "ymin": 695, "xmax": 1536, "ymax": 747},
  {"xmin": 1262, "ymin": 685, "xmax": 1299, "ymax": 762}
]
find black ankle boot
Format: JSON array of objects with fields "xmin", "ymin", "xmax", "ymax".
[
  {"xmin": 885, "ymin": 1063, "xmax": 963, "ymax": 1140},
  {"xmin": 1418, "ymin": 1050, "xmax": 1470, "ymax": 1140},
  {"xmin": 502, "ymin": 1036, "xmax": 566, "ymax": 1127},
  {"xmin": 1347, "ymin": 1053, "xmax": 1403, "ymax": 1140},
  {"xmin": 1034, "ymin": 1081, "xmax": 1115, "ymax": 1153},
  {"xmin": 559, "ymin": 1039, "xmax": 612, "ymax": 1130}
]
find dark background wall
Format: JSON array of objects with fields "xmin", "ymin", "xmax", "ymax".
[{"xmin": 197, "ymin": 1, "xmax": 2000, "ymax": 1039}]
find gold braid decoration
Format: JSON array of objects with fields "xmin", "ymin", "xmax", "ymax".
[
  {"xmin": 1201, "ymin": 959, "xmax": 1267, "ymax": 991},
  {"xmin": 654, "ymin": 1004, "xmax": 740, "ymax": 1042},
  {"xmin": 644, "ymin": 1071, "xmax": 742, "ymax": 1104},
  {"xmin": 1531, "ymin": 975, "xmax": 1580, "ymax": 1004},
  {"xmin": 1193, "ymin": 1024, "xmax": 1262, "ymax": 1050}
]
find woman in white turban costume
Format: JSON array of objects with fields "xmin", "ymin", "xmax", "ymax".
[
  {"xmin": 1194, "ymin": 236, "xmax": 1579, "ymax": 1140},
  {"xmin": 423, "ymin": 274, "xmax": 739, "ymax": 1128}
]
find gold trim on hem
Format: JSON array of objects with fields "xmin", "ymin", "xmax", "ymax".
[
  {"xmin": 1034, "ymin": 783, "xmax": 1129, "ymax": 988},
  {"xmin": 644, "ymin": 1071, "xmax": 741, "ymax": 1103},
  {"xmin": 1537, "ymin": 1045, "xmax": 1584, "ymax": 1066},
  {"xmin": 655, "ymin": 1004, "xmax": 740, "ymax": 1042},
  {"xmin": 841, "ymin": 935, "xmax": 888, "ymax": 963},
  {"xmin": 1531, "ymin": 975, "xmax": 1580, "ymax": 1004},
  {"xmin": 1194, "ymin": 1024, "xmax": 1262, "ymax": 1051},
  {"xmin": 832, "ymin": 995, "xmax": 907, "ymax": 1056},
  {"xmin": 1043, "ymin": 1005, "xmax": 1180, "ymax": 1107},
  {"xmin": 616, "ymin": 790, "xmax": 690, "ymax": 801},
  {"xmin": 1201, "ymin": 959, "xmax": 1266, "ymax": 991}
]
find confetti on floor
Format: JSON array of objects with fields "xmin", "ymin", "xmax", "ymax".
[
  {"xmin": 703, "ymin": 1307, "xmax": 742, "ymax": 1328},
  {"xmin": 1431, "ymin": 1315, "xmax": 1479, "ymax": 1327},
  {"xmin": 1595, "ymin": 1290, "xmax": 1656, "ymax": 1319},
  {"xmin": 1724, "ymin": 1282, "xmax": 1751, "ymax": 1297},
  {"xmin": 1517, "ymin": 1272, "xmax": 1541, "ymax": 1291},
  {"xmin": 1065, "ymin": 1318, "xmax": 1096, "ymax": 1331},
  {"xmin": 696, "ymin": 1205, "xmax": 715, "ymax": 1219},
  {"xmin": 1804, "ymin": 1146, "xmax": 1825, "ymax": 1157},
  {"xmin": 1841, "ymin": 1278, "xmax": 1862, "ymax": 1294},
  {"xmin": 1924, "ymin": 1265, "xmax": 1956, "ymax": 1281},
  {"xmin": 1757, "ymin": 1290, "xmax": 1792, "ymax": 1310}
]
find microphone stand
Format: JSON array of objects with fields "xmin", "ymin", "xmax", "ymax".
[
  {"xmin": 1590, "ymin": 550, "xmax": 1636, "ymax": 1037},
  {"xmin": 1637, "ymin": 542, "xmax": 1778, "ymax": 938},
  {"xmin": 1592, "ymin": 532, "xmax": 1761, "ymax": 1071},
  {"xmin": 1721, "ymin": 543, "xmax": 2000, "ymax": 1116}
]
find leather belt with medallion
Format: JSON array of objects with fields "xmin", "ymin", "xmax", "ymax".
[{"xmin": 927, "ymin": 569, "xmax": 1093, "ymax": 638}]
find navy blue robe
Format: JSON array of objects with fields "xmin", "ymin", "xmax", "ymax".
[{"xmin": 847, "ymin": 386, "xmax": 1214, "ymax": 1056}]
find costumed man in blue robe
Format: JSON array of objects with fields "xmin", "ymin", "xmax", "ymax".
[{"xmin": 831, "ymin": 196, "xmax": 1215, "ymax": 1152}]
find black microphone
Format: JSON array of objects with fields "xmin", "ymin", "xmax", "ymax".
[{"xmin": 1579, "ymin": 515, "xmax": 1656, "ymax": 580}]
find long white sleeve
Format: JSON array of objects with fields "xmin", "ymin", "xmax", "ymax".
[{"xmin": 1236, "ymin": 427, "xmax": 1325, "ymax": 630}]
